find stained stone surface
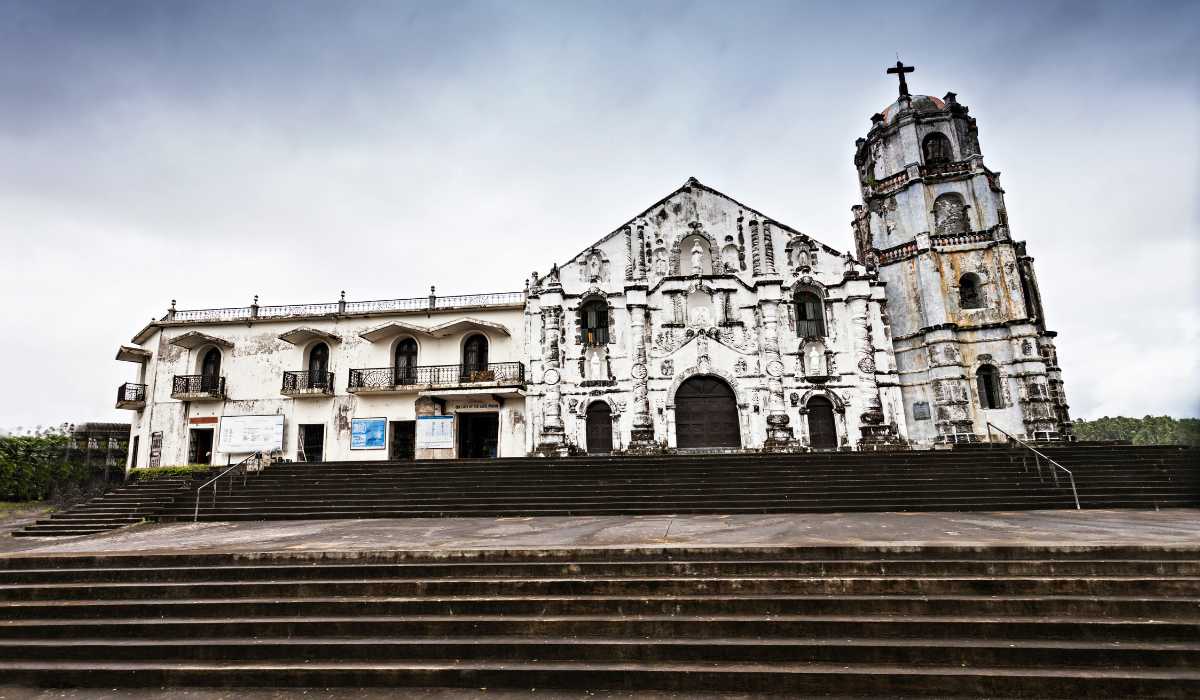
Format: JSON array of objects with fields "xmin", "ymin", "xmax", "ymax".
[{"xmin": 3, "ymin": 509, "xmax": 1198, "ymax": 557}]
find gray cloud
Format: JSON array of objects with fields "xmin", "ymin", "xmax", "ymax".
[{"xmin": 1, "ymin": 0, "xmax": 1197, "ymax": 429}]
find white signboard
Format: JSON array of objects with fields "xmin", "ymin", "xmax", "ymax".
[
  {"xmin": 416, "ymin": 415, "xmax": 455, "ymax": 449},
  {"xmin": 219, "ymin": 415, "xmax": 284, "ymax": 453}
]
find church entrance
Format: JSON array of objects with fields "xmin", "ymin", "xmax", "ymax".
[
  {"xmin": 585, "ymin": 402, "xmax": 613, "ymax": 454},
  {"xmin": 457, "ymin": 412, "xmax": 499, "ymax": 459},
  {"xmin": 806, "ymin": 396, "xmax": 837, "ymax": 450},
  {"xmin": 674, "ymin": 376, "xmax": 740, "ymax": 449}
]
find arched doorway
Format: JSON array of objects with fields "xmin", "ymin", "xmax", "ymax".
[
  {"xmin": 585, "ymin": 402, "xmax": 613, "ymax": 454},
  {"xmin": 462, "ymin": 334, "xmax": 489, "ymax": 378},
  {"xmin": 308, "ymin": 342, "xmax": 330, "ymax": 390},
  {"xmin": 806, "ymin": 396, "xmax": 837, "ymax": 450},
  {"xmin": 200, "ymin": 348, "xmax": 221, "ymax": 393},
  {"xmin": 675, "ymin": 376, "xmax": 740, "ymax": 449}
]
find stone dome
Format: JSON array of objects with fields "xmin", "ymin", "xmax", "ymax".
[{"xmin": 880, "ymin": 94, "xmax": 945, "ymax": 125}]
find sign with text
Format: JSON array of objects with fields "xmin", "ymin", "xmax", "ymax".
[
  {"xmin": 351, "ymin": 417, "xmax": 387, "ymax": 450},
  {"xmin": 218, "ymin": 415, "xmax": 284, "ymax": 453},
  {"xmin": 416, "ymin": 415, "xmax": 455, "ymax": 449}
]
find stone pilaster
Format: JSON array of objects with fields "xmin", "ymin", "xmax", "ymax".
[
  {"xmin": 535, "ymin": 270, "xmax": 568, "ymax": 455},
  {"xmin": 757, "ymin": 282, "xmax": 793, "ymax": 450},
  {"xmin": 626, "ymin": 284, "xmax": 655, "ymax": 450},
  {"xmin": 849, "ymin": 294, "xmax": 894, "ymax": 447}
]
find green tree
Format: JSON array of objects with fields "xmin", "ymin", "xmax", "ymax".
[{"xmin": 1072, "ymin": 416, "xmax": 1200, "ymax": 447}]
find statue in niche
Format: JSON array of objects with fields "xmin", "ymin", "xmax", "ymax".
[
  {"xmin": 588, "ymin": 350, "xmax": 604, "ymax": 380},
  {"xmin": 689, "ymin": 303, "xmax": 713, "ymax": 328},
  {"xmin": 807, "ymin": 345, "xmax": 824, "ymax": 376},
  {"xmin": 653, "ymin": 249, "xmax": 667, "ymax": 277},
  {"xmin": 690, "ymin": 240, "xmax": 705, "ymax": 275},
  {"xmin": 588, "ymin": 253, "xmax": 601, "ymax": 280}
]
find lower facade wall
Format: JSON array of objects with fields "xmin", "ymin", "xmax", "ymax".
[{"xmin": 127, "ymin": 394, "xmax": 527, "ymax": 468}]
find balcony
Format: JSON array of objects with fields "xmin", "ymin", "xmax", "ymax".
[
  {"xmin": 171, "ymin": 375, "xmax": 226, "ymax": 400},
  {"xmin": 282, "ymin": 370, "xmax": 335, "ymax": 397},
  {"xmin": 919, "ymin": 159, "xmax": 971, "ymax": 179},
  {"xmin": 115, "ymin": 383, "xmax": 146, "ymax": 410},
  {"xmin": 348, "ymin": 362, "xmax": 525, "ymax": 394}
]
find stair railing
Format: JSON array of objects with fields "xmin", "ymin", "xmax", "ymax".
[
  {"xmin": 194, "ymin": 452, "xmax": 262, "ymax": 522},
  {"xmin": 986, "ymin": 422, "xmax": 1080, "ymax": 510}
]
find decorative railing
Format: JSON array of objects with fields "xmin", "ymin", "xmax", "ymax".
[
  {"xmin": 170, "ymin": 291, "xmax": 525, "ymax": 324},
  {"xmin": 281, "ymin": 370, "xmax": 335, "ymax": 395},
  {"xmin": 116, "ymin": 383, "xmax": 146, "ymax": 404},
  {"xmin": 871, "ymin": 170, "xmax": 909, "ymax": 195},
  {"xmin": 931, "ymin": 230, "xmax": 993, "ymax": 248},
  {"xmin": 348, "ymin": 362, "xmax": 525, "ymax": 392},
  {"xmin": 172, "ymin": 375, "xmax": 226, "ymax": 397},
  {"xmin": 878, "ymin": 241, "xmax": 918, "ymax": 264},
  {"xmin": 920, "ymin": 160, "xmax": 971, "ymax": 178}
]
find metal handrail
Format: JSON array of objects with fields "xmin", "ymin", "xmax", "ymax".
[
  {"xmin": 193, "ymin": 451, "xmax": 261, "ymax": 521},
  {"xmin": 986, "ymin": 422, "xmax": 1080, "ymax": 509}
]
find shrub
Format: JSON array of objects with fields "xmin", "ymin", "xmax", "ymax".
[
  {"xmin": 127, "ymin": 465, "xmax": 213, "ymax": 483},
  {"xmin": 0, "ymin": 426, "xmax": 94, "ymax": 502}
]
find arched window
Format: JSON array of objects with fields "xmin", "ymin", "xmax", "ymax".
[
  {"xmin": 933, "ymin": 192, "xmax": 968, "ymax": 236},
  {"xmin": 580, "ymin": 299, "xmax": 609, "ymax": 346},
  {"xmin": 308, "ymin": 342, "xmax": 329, "ymax": 373},
  {"xmin": 307, "ymin": 342, "xmax": 330, "ymax": 389},
  {"xmin": 959, "ymin": 273, "xmax": 984, "ymax": 309},
  {"xmin": 795, "ymin": 291, "xmax": 826, "ymax": 338},
  {"xmin": 463, "ymin": 334, "xmax": 489, "ymax": 375},
  {"xmin": 923, "ymin": 132, "xmax": 953, "ymax": 165},
  {"xmin": 976, "ymin": 364, "xmax": 1003, "ymax": 410},
  {"xmin": 394, "ymin": 338, "xmax": 418, "ymax": 384},
  {"xmin": 200, "ymin": 348, "xmax": 221, "ymax": 393}
]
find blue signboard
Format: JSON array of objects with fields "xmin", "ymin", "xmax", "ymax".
[{"xmin": 350, "ymin": 417, "xmax": 387, "ymax": 450}]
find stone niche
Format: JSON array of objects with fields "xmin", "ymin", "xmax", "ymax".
[{"xmin": 678, "ymin": 233, "xmax": 714, "ymax": 276}]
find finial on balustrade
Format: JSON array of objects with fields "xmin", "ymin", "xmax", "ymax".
[
  {"xmin": 338, "ymin": 290, "xmax": 347, "ymax": 314},
  {"xmin": 251, "ymin": 294, "xmax": 260, "ymax": 319},
  {"xmin": 167, "ymin": 300, "xmax": 177, "ymax": 320}
]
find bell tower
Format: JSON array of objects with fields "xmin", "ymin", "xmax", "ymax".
[{"xmin": 850, "ymin": 63, "xmax": 1070, "ymax": 443}]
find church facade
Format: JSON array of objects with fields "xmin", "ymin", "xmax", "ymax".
[{"xmin": 115, "ymin": 69, "xmax": 1071, "ymax": 466}]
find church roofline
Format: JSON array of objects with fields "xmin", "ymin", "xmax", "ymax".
[{"xmin": 548, "ymin": 176, "xmax": 848, "ymax": 283}]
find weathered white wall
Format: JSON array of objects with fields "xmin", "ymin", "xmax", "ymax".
[{"xmin": 120, "ymin": 304, "xmax": 527, "ymax": 467}]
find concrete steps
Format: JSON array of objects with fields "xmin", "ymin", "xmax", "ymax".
[
  {"xmin": 13, "ymin": 476, "xmax": 204, "ymax": 538},
  {"xmin": 153, "ymin": 445, "xmax": 1198, "ymax": 522},
  {"xmin": 0, "ymin": 545, "xmax": 1197, "ymax": 695}
]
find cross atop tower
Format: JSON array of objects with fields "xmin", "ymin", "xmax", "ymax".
[{"xmin": 886, "ymin": 60, "xmax": 915, "ymax": 97}]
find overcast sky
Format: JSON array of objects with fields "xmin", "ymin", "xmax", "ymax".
[{"xmin": 1, "ymin": 0, "xmax": 1197, "ymax": 432}]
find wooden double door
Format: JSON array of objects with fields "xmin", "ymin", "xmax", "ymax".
[{"xmin": 674, "ymin": 376, "xmax": 741, "ymax": 449}]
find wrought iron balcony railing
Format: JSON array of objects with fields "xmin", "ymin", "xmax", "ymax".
[
  {"xmin": 348, "ymin": 362, "xmax": 525, "ymax": 392},
  {"xmin": 172, "ymin": 374, "xmax": 226, "ymax": 399},
  {"xmin": 282, "ymin": 370, "xmax": 335, "ymax": 396},
  {"xmin": 115, "ymin": 382, "xmax": 147, "ymax": 408}
]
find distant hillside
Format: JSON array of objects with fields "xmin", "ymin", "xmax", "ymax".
[{"xmin": 1072, "ymin": 416, "xmax": 1199, "ymax": 447}]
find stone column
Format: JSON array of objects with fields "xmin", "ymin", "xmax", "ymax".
[
  {"xmin": 535, "ymin": 269, "xmax": 567, "ymax": 455},
  {"xmin": 626, "ymin": 285, "xmax": 655, "ymax": 450},
  {"xmin": 848, "ymin": 293, "xmax": 892, "ymax": 448},
  {"xmin": 757, "ymin": 283, "xmax": 793, "ymax": 450}
]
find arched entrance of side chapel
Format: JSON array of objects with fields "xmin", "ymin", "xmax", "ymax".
[
  {"xmin": 806, "ymin": 395, "xmax": 838, "ymax": 450},
  {"xmin": 585, "ymin": 402, "xmax": 613, "ymax": 454},
  {"xmin": 675, "ymin": 376, "xmax": 741, "ymax": 449}
]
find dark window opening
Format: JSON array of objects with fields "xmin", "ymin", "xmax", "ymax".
[
  {"xmin": 580, "ymin": 299, "xmax": 610, "ymax": 346},
  {"xmin": 959, "ymin": 274, "xmax": 984, "ymax": 309},
  {"xmin": 462, "ymin": 334, "xmax": 489, "ymax": 376},
  {"xmin": 795, "ymin": 291, "xmax": 826, "ymax": 337},
  {"xmin": 307, "ymin": 342, "xmax": 330, "ymax": 389},
  {"xmin": 977, "ymin": 365, "xmax": 1002, "ymax": 410},
  {"xmin": 394, "ymin": 338, "xmax": 418, "ymax": 383},
  {"xmin": 200, "ymin": 348, "xmax": 222, "ymax": 393},
  {"xmin": 923, "ymin": 132, "xmax": 953, "ymax": 165}
]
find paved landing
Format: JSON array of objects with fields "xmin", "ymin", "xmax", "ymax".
[{"xmin": 3, "ymin": 508, "xmax": 1198, "ymax": 557}]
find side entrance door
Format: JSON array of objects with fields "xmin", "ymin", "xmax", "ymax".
[
  {"xmin": 806, "ymin": 396, "xmax": 838, "ymax": 449},
  {"xmin": 585, "ymin": 402, "xmax": 613, "ymax": 454},
  {"xmin": 389, "ymin": 421, "xmax": 416, "ymax": 460},
  {"xmin": 299, "ymin": 424, "xmax": 325, "ymax": 462}
]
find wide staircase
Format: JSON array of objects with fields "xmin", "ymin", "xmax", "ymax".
[
  {"xmin": 156, "ymin": 444, "xmax": 1198, "ymax": 522},
  {"xmin": 0, "ymin": 545, "xmax": 1196, "ymax": 695},
  {"xmin": 12, "ymin": 474, "xmax": 208, "ymax": 538}
]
